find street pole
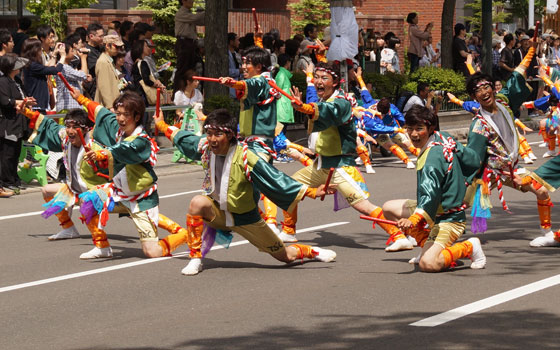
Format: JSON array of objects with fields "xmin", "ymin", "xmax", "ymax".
[
  {"xmin": 481, "ymin": 0, "xmax": 493, "ymax": 75},
  {"xmin": 529, "ymin": 0, "xmax": 535, "ymax": 27}
]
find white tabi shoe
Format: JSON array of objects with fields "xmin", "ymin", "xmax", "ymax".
[
  {"xmin": 529, "ymin": 152, "xmax": 538, "ymax": 161},
  {"xmin": 406, "ymin": 161, "xmax": 416, "ymax": 169},
  {"xmin": 539, "ymin": 142, "xmax": 547, "ymax": 148},
  {"xmin": 543, "ymin": 150, "xmax": 556, "ymax": 158},
  {"xmin": 385, "ymin": 237, "xmax": 414, "ymax": 252},
  {"xmin": 277, "ymin": 231, "xmax": 298, "ymax": 243},
  {"xmin": 267, "ymin": 222, "xmax": 280, "ymax": 235},
  {"xmin": 355, "ymin": 156, "xmax": 363, "ymax": 165},
  {"xmin": 468, "ymin": 237, "xmax": 486, "ymax": 269},
  {"xmin": 365, "ymin": 164, "xmax": 376, "ymax": 174},
  {"xmin": 523, "ymin": 156, "xmax": 533, "ymax": 164},
  {"xmin": 407, "ymin": 235, "xmax": 418, "ymax": 247},
  {"xmin": 181, "ymin": 258, "xmax": 203, "ymax": 275},
  {"xmin": 408, "ymin": 251, "xmax": 422, "ymax": 264},
  {"xmin": 312, "ymin": 247, "xmax": 337, "ymax": 262},
  {"xmin": 530, "ymin": 230, "xmax": 560, "ymax": 247},
  {"xmin": 48, "ymin": 226, "xmax": 80, "ymax": 241},
  {"xmin": 79, "ymin": 246, "xmax": 113, "ymax": 259}
]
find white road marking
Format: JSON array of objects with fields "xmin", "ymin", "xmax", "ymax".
[
  {"xmin": 410, "ymin": 273, "xmax": 560, "ymax": 327},
  {"xmin": 0, "ymin": 221, "xmax": 349, "ymax": 294},
  {"xmin": 0, "ymin": 190, "xmax": 202, "ymax": 221}
]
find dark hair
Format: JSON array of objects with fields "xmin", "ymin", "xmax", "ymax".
[
  {"xmin": 269, "ymin": 28, "xmax": 280, "ymax": 41},
  {"xmin": 74, "ymin": 27, "xmax": 87, "ymax": 43},
  {"xmin": 134, "ymin": 22, "xmax": 154, "ymax": 35},
  {"xmin": 63, "ymin": 33, "xmax": 81, "ymax": 54},
  {"xmin": 304, "ymin": 23, "xmax": 317, "ymax": 38},
  {"xmin": 36, "ymin": 25, "xmax": 54, "ymax": 41},
  {"xmin": 238, "ymin": 33, "xmax": 254, "ymax": 50},
  {"xmin": 227, "ymin": 32, "xmax": 237, "ymax": 44},
  {"xmin": 242, "ymin": 46, "xmax": 271, "ymax": 71},
  {"xmin": 417, "ymin": 82, "xmax": 430, "ymax": 95},
  {"xmin": 526, "ymin": 29, "xmax": 535, "ymax": 38},
  {"xmin": 204, "ymin": 108, "xmax": 239, "ymax": 144},
  {"xmin": 18, "ymin": 18, "xmax": 32, "ymax": 31},
  {"xmin": 111, "ymin": 20, "xmax": 121, "ymax": 31},
  {"xmin": 176, "ymin": 69, "xmax": 197, "ymax": 91},
  {"xmin": 115, "ymin": 51, "xmax": 126, "ymax": 61},
  {"xmin": 65, "ymin": 108, "xmax": 94, "ymax": 129},
  {"xmin": 120, "ymin": 21, "xmax": 133, "ymax": 37},
  {"xmin": 273, "ymin": 39, "xmax": 285, "ymax": 52},
  {"xmin": 384, "ymin": 31, "xmax": 396, "ymax": 42},
  {"xmin": 112, "ymin": 91, "xmax": 145, "ymax": 126},
  {"xmin": 454, "ymin": 23, "xmax": 466, "ymax": 36},
  {"xmin": 549, "ymin": 95, "xmax": 559, "ymax": 106},
  {"xmin": 515, "ymin": 28, "xmax": 526, "ymax": 37},
  {"xmin": 387, "ymin": 36, "xmax": 401, "ymax": 50},
  {"xmin": 466, "ymin": 72, "xmax": 494, "ymax": 96},
  {"xmin": 129, "ymin": 29, "xmax": 144, "ymax": 46},
  {"xmin": 131, "ymin": 39, "xmax": 147, "ymax": 61},
  {"xmin": 0, "ymin": 53, "xmax": 18, "ymax": 75},
  {"xmin": 406, "ymin": 12, "xmax": 417, "ymax": 24},
  {"xmin": 87, "ymin": 23, "xmax": 104, "ymax": 36},
  {"xmin": 262, "ymin": 33, "xmax": 274, "ymax": 51},
  {"xmin": 292, "ymin": 34, "xmax": 304, "ymax": 43},
  {"xmin": 405, "ymin": 104, "xmax": 439, "ymax": 131},
  {"xmin": 315, "ymin": 61, "xmax": 341, "ymax": 88},
  {"xmin": 503, "ymin": 33, "xmax": 514, "ymax": 45},
  {"xmin": 277, "ymin": 53, "xmax": 291, "ymax": 67},
  {"xmin": 284, "ymin": 39, "xmax": 299, "ymax": 58},
  {"xmin": 21, "ymin": 38, "xmax": 42, "ymax": 63},
  {"xmin": 0, "ymin": 28, "xmax": 11, "ymax": 48},
  {"xmin": 377, "ymin": 97, "xmax": 391, "ymax": 115}
]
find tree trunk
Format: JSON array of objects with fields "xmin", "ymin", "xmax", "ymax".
[
  {"xmin": 204, "ymin": 0, "xmax": 229, "ymax": 98},
  {"xmin": 441, "ymin": 0, "xmax": 456, "ymax": 69},
  {"xmin": 481, "ymin": 0, "xmax": 493, "ymax": 75}
]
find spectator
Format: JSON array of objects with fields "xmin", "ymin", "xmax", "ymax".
[
  {"xmin": 174, "ymin": 0, "xmax": 205, "ymax": 91},
  {"xmin": 84, "ymin": 23, "xmax": 104, "ymax": 98},
  {"xmin": 108, "ymin": 20, "xmax": 121, "ymax": 36},
  {"xmin": 499, "ymin": 33, "xmax": 515, "ymax": 81},
  {"xmin": 303, "ymin": 23, "xmax": 319, "ymax": 64},
  {"xmin": 55, "ymin": 34, "xmax": 90, "ymax": 112},
  {"xmin": 131, "ymin": 39, "xmax": 164, "ymax": 105},
  {"xmin": 173, "ymin": 69, "xmax": 203, "ymax": 107},
  {"xmin": 406, "ymin": 12, "xmax": 433, "ymax": 74},
  {"xmin": 114, "ymin": 51, "xmax": 131, "ymax": 88},
  {"xmin": 74, "ymin": 26, "xmax": 87, "ymax": 44},
  {"xmin": 514, "ymin": 28, "xmax": 526, "ymax": 49},
  {"xmin": 120, "ymin": 20, "xmax": 134, "ymax": 52},
  {"xmin": 270, "ymin": 39, "xmax": 285, "ymax": 67},
  {"xmin": 12, "ymin": 18, "xmax": 31, "ymax": 55},
  {"xmin": 0, "ymin": 28, "xmax": 13, "ymax": 58},
  {"xmin": 21, "ymin": 38, "xmax": 63, "ymax": 112},
  {"xmin": 239, "ymin": 33, "xmax": 255, "ymax": 51},
  {"xmin": 513, "ymin": 34, "xmax": 531, "ymax": 67},
  {"xmin": 36, "ymin": 25, "xmax": 56, "ymax": 65},
  {"xmin": 143, "ymin": 39, "xmax": 160, "ymax": 81},
  {"xmin": 380, "ymin": 36, "xmax": 401, "ymax": 73},
  {"xmin": 296, "ymin": 39, "xmax": 314, "ymax": 73},
  {"xmin": 491, "ymin": 39, "xmax": 502, "ymax": 79},
  {"xmin": 547, "ymin": 35, "xmax": 560, "ymax": 70},
  {"xmin": 135, "ymin": 22, "xmax": 155, "ymax": 40},
  {"xmin": 124, "ymin": 29, "xmax": 145, "ymax": 75},
  {"xmin": 419, "ymin": 36, "xmax": 439, "ymax": 68},
  {"xmin": 228, "ymin": 32, "xmax": 242, "ymax": 98},
  {"xmin": 0, "ymin": 54, "xmax": 33, "ymax": 196},
  {"xmin": 95, "ymin": 34, "xmax": 123, "ymax": 107},
  {"xmin": 403, "ymin": 82, "xmax": 440, "ymax": 115},
  {"xmin": 452, "ymin": 23, "xmax": 469, "ymax": 77},
  {"xmin": 274, "ymin": 53, "xmax": 294, "ymax": 125}
]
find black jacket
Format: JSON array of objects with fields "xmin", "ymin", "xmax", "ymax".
[{"xmin": 0, "ymin": 76, "xmax": 29, "ymax": 139}]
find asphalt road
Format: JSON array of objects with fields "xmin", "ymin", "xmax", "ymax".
[{"xmin": 1, "ymin": 133, "xmax": 560, "ymax": 350}]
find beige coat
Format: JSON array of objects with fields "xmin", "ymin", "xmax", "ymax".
[
  {"xmin": 94, "ymin": 53, "xmax": 121, "ymax": 107},
  {"xmin": 408, "ymin": 24, "xmax": 431, "ymax": 57}
]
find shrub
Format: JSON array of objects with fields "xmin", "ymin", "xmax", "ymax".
[
  {"xmin": 408, "ymin": 66, "xmax": 466, "ymax": 96},
  {"xmin": 152, "ymin": 34, "xmax": 176, "ymax": 88},
  {"xmin": 204, "ymin": 95, "xmax": 240, "ymax": 116},
  {"xmin": 362, "ymin": 71, "xmax": 408, "ymax": 101}
]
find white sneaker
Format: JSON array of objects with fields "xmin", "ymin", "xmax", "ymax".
[
  {"xmin": 277, "ymin": 231, "xmax": 298, "ymax": 243},
  {"xmin": 529, "ymin": 153, "xmax": 538, "ymax": 160},
  {"xmin": 365, "ymin": 164, "xmax": 376, "ymax": 174},
  {"xmin": 385, "ymin": 237, "xmax": 414, "ymax": 252},
  {"xmin": 543, "ymin": 150, "xmax": 556, "ymax": 158},
  {"xmin": 181, "ymin": 258, "xmax": 203, "ymax": 275},
  {"xmin": 539, "ymin": 142, "xmax": 547, "ymax": 148},
  {"xmin": 79, "ymin": 246, "xmax": 113, "ymax": 259},
  {"xmin": 406, "ymin": 161, "xmax": 416, "ymax": 169},
  {"xmin": 523, "ymin": 156, "xmax": 534, "ymax": 164},
  {"xmin": 408, "ymin": 251, "xmax": 422, "ymax": 264},
  {"xmin": 267, "ymin": 222, "xmax": 280, "ymax": 235},
  {"xmin": 355, "ymin": 156, "xmax": 363, "ymax": 165},
  {"xmin": 407, "ymin": 235, "xmax": 418, "ymax": 247},
  {"xmin": 312, "ymin": 247, "xmax": 336, "ymax": 262},
  {"xmin": 530, "ymin": 230, "xmax": 560, "ymax": 247},
  {"xmin": 468, "ymin": 237, "xmax": 486, "ymax": 269},
  {"xmin": 48, "ymin": 226, "xmax": 80, "ymax": 240}
]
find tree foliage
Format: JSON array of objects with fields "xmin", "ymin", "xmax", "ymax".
[
  {"xmin": 26, "ymin": 0, "xmax": 98, "ymax": 39},
  {"xmin": 508, "ymin": 0, "xmax": 547, "ymax": 27},
  {"xmin": 463, "ymin": 0, "xmax": 510, "ymax": 32},
  {"xmin": 135, "ymin": 0, "xmax": 204, "ymax": 35},
  {"xmin": 287, "ymin": 0, "xmax": 330, "ymax": 36}
]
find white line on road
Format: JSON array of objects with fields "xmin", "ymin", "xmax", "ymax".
[
  {"xmin": 0, "ymin": 221, "xmax": 349, "ymax": 294},
  {"xmin": 410, "ymin": 273, "xmax": 560, "ymax": 327},
  {"xmin": 0, "ymin": 190, "xmax": 202, "ymax": 221}
]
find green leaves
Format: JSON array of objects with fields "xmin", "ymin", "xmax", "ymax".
[
  {"xmin": 287, "ymin": 0, "xmax": 330, "ymax": 37},
  {"xmin": 26, "ymin": 0, "xmax": 98, "ymax": 39}
]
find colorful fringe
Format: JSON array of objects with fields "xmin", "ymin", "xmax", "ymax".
[
  {"xmin": 470, "ymin": 183, "xmax": 492, "ymax": 234},
  {"xmin": 200, "ymin": 223, "xmax": 233, "ymax": 257},
  {"xmin": 42, "ymin": 185, "xmax": 78, "ymax": 219}
]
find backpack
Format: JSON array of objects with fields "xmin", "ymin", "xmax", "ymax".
[{"xmin": 395, "ymin": 91, "xmax": 415, "ymax": 113}]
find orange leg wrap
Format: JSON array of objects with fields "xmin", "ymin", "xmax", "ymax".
[
  {"xmin": 44, "ymin": 196, "xmax": 74, "ymax": 229},
  {"xmin": 408, "ymin": 226, "xmax": 429, "ymax": 248},
  {"xmin": 158, "ymin": 214, "xmax": 183, "ymax": 234},
  {"xmin": 537, "ymin": 197, "xmax": 553, "ymax": 229},
  {"xmin": 289, "ymin": 244, "xmax": 317, "ymax": 260},
  {"xmin": 548, "ymin": 134, "xmax": 556, "ymax": 151},
  {"xmin": 158, "ymin": 230, "xmax": 188, "ymax": 256},
  {"xmin": 356, "ymin": 145, "xmax": 372, "ymax": 166},
  {"xmin": 370, "ymin": 207, "xmax": 405, "ymax": 243},
  {"xmin": 519, "ymin": 135, "xmax": 534, "ymax": 155},
  {"xmin": 281, "ymin": 206, "xmax": 298, "ymax": 235},
  {"xmin": 389, "ymin": 144, "xmax": 410, "ymax": 164},
  {"xmin": 518, "ymin": 136, "xmax": 529, "ymax": 158},
  {"xmin": 554, "ymin": 230, "xmax": 560, "ymax": 243},
  {"xmin": 408, "ymin": 145, "xmax": 420, "ymax": 157},
  {"xmin": 442, "ymin": 240, "xmax": 473, "ymax": 268},
  {"xmin": 86, "ymin": 215, "xmax": 110, "ymax": 249},
  {"xmin": 540, "ymin": 126, "xmax": 549, "ymax": 143},
  {"xmin": 186, "ymin": 214, "xmax": 203, "ymax": 258},
  {"xmin": 299, "ymin": 155, "xmax": 313, "ymax": 167},
  {"xmin": 262, "ymin": 196, "xmax": 277, "ymax": 225}
]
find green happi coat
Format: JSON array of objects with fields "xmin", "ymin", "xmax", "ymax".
[
  {"xmin": 532, "ymin": 155, "xmax": 560, "ymax": 192},
  {"xmin": 413, "ymin": 133, "xmax": 467, "ymax": 226},
  {"xmin": 28, "ymin": 114, "xmax": 108, "ymax": 192},
  {"xmin": 169, "ymin": 129, "xmax": 307, "ymax": 226},
  {"xmin": 307, "ymin": 89, "xmax": 357, "ymax": 169},
  {"xmin": 83, "ymin": 100, "xmax": 158, "ymax": 212}
]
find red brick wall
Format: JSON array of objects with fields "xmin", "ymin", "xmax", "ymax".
[
  {"xmin": 66, "ymin": 9, "xmax": 153, "ymax": 33},
  {"xmin": 233, "ymin": 0, "xmax": 289, "ymax": 11},
  {"xmin": 229, "ymin": 10, "xmax": 291, "ymax": 39}
]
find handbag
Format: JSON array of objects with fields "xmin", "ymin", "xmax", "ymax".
[{"xmin": 137, "ymin": 60, "xmax": 158, "ymax": 105}]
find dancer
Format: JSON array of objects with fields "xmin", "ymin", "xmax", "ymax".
[
  {"xmin": 382, "ymin": 105, "xmax": 486, "ymax": 271},
  {"xmin": 154, "ymin": 108, "xmax": 337, "ymax": 275}
]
